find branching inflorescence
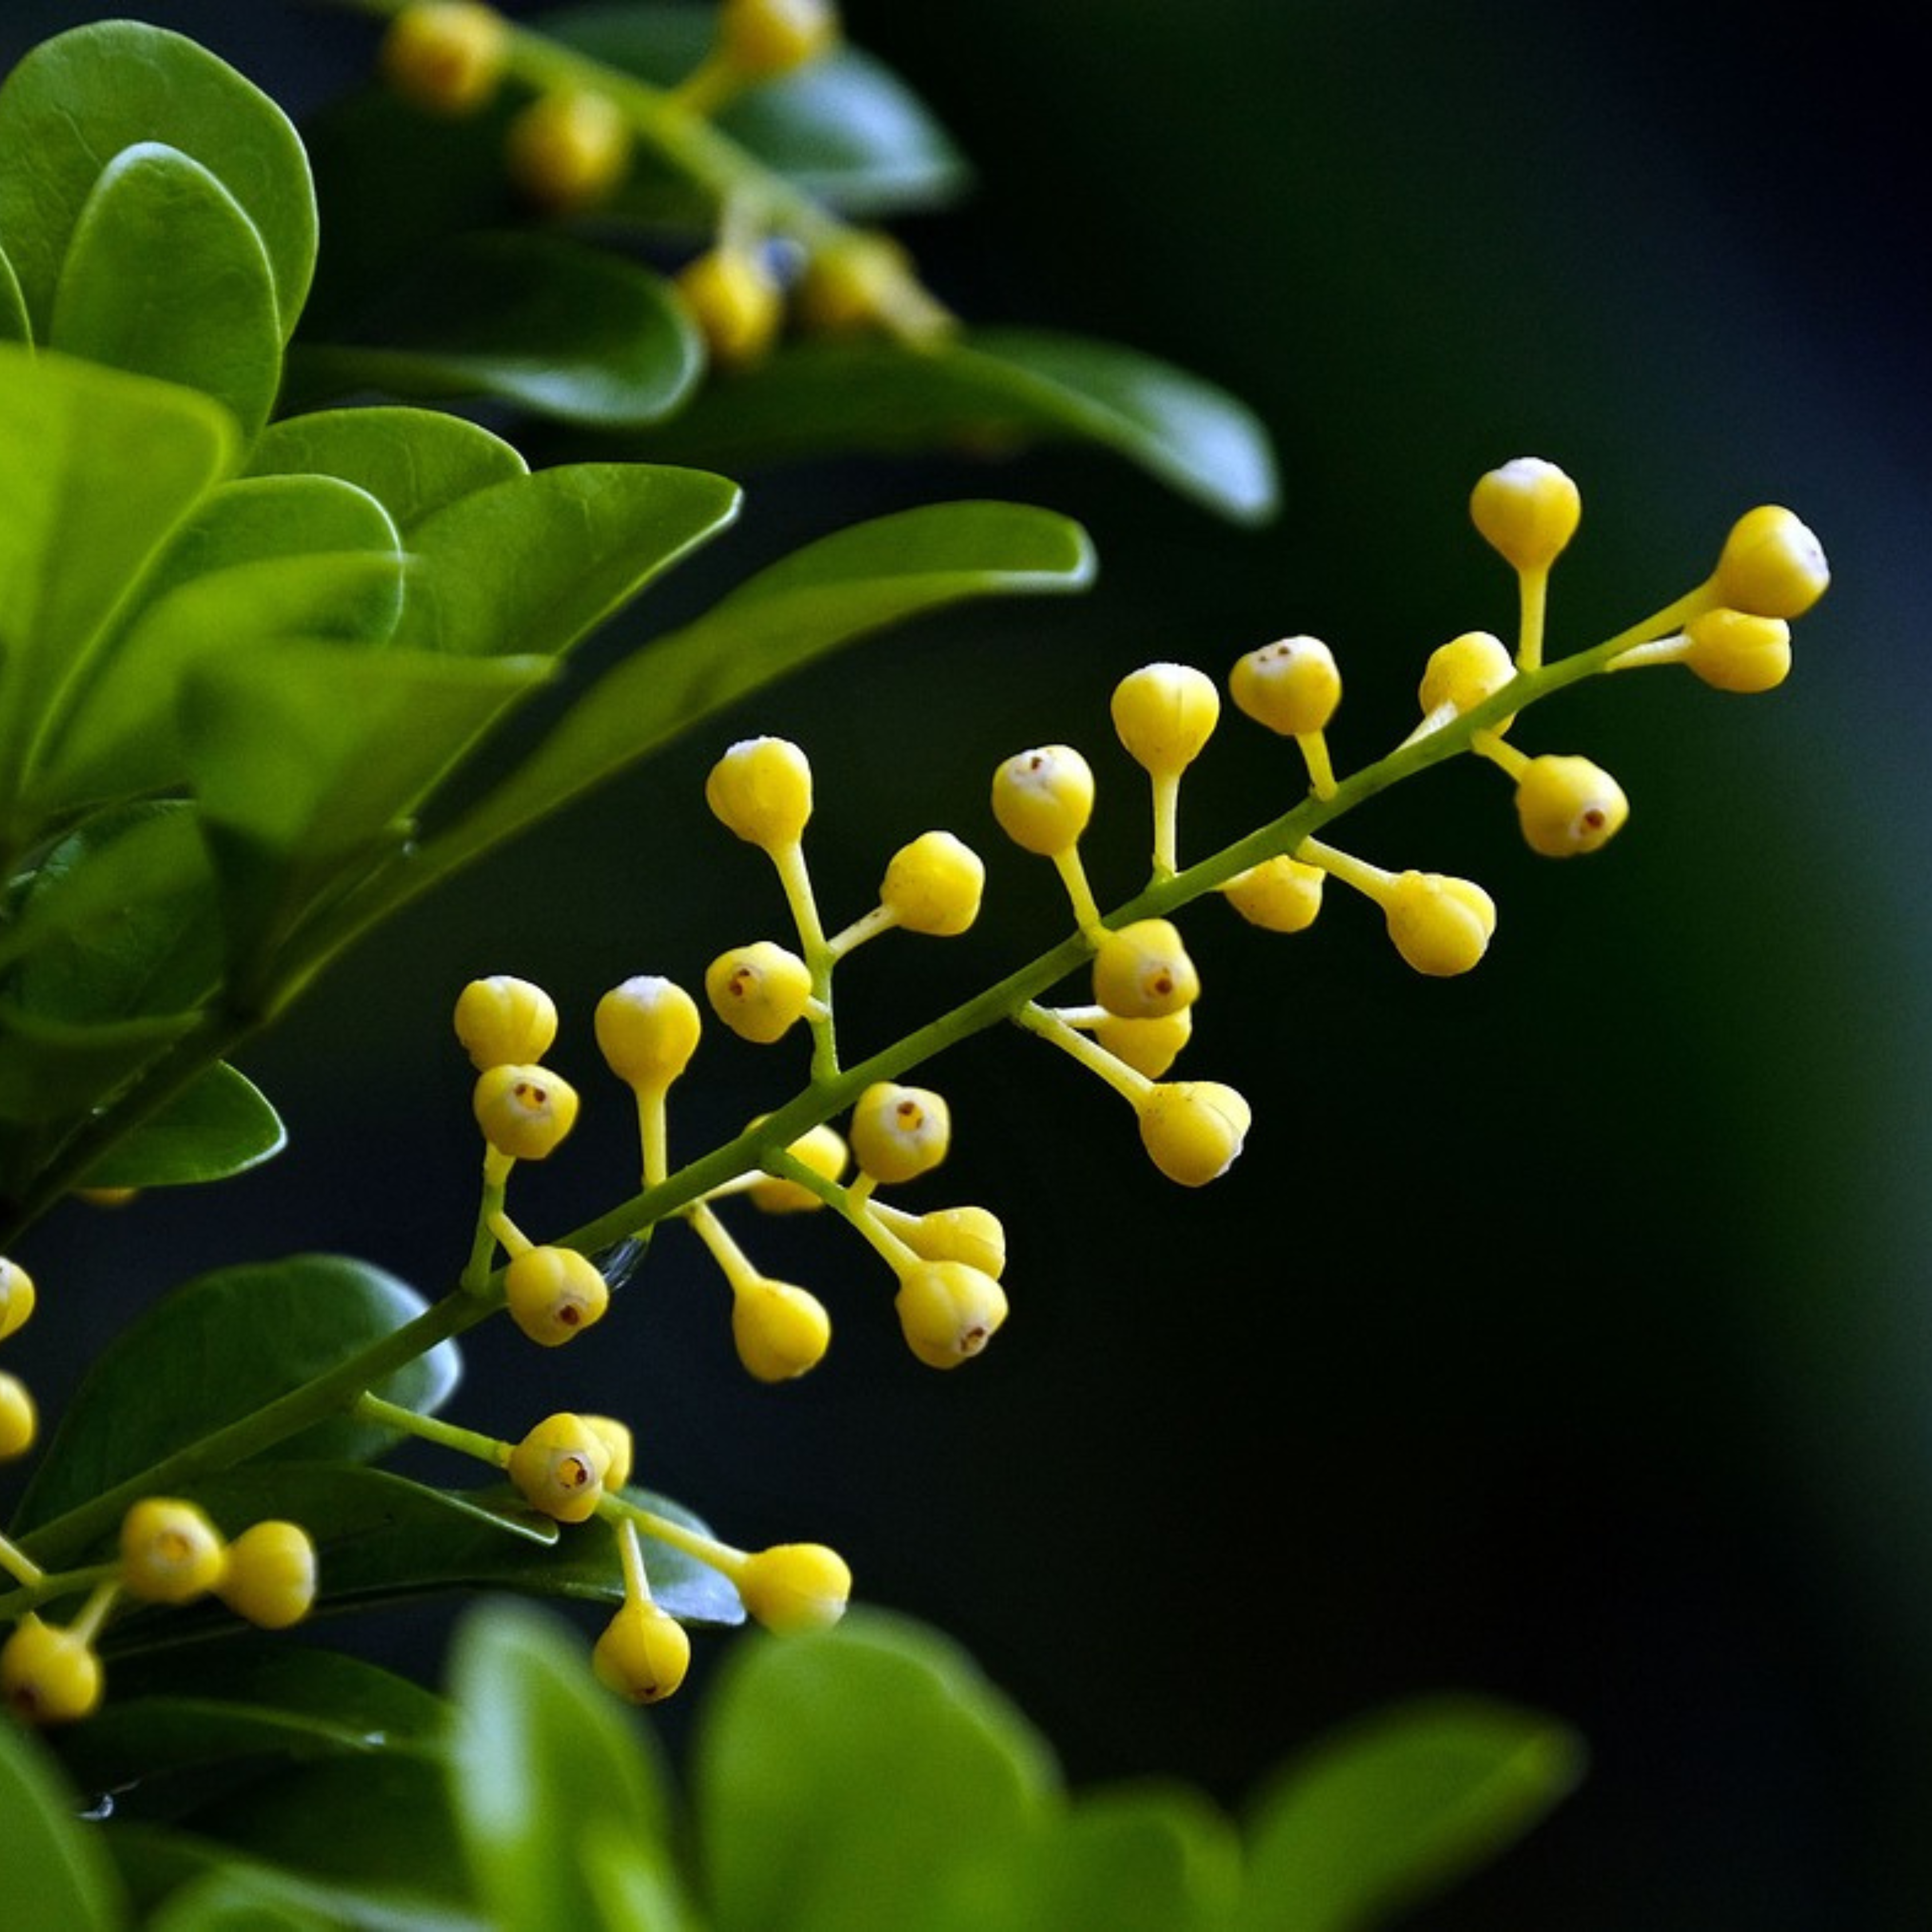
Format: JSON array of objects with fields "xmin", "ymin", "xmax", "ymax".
[{"xmin": 0, "ymin": 457, "xmax": 1827, "ymax": 1719}]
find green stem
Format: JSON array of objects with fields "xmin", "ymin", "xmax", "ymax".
[{"xmin": 353, "ymin": 1390, "xmax": 506, "ymax": 1469}]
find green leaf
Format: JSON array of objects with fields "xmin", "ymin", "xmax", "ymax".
[
  {"xmin": 649, "ymin": 328, "xmax": 1281, "ymax": 524},
  {"xmin": 0, "ymin": 346, "xmax": 235, "ymax": 826},
  {"xmin": 0, "ymin": 1718, "xmax": 128, "ymax": 1932},
  {"xmin": 0, "ymin": 1006, "xmax": 199, "ymax": 1128},
  {"xmin": 289, "ymin": 232, "xmax": 702, "ymax": 429},
  {"xmin": 11, "ymin": 1255, "xmax": 462, "ymax": 1535},
  {"xmin": 48, "ymin": 144, "xmax": 282, "ymax": 442},
  {"xmin": 0, "ymin": 240, "xmax": 29, "ymax": 344},
  {"xmin": 1017, "ymin": 1785, "xmax": 1242, "ymax": 1932},
  {"xmin": 77, "ymin": 1062, "xmax": 285, "ymax": 1190},
  {"xmin": 146, "ymin": 1872, "xmax": 345, "ymax": 1932},
  {"xmin": 246, "ymin": 409, "xmax": 528, "ymax": 535},
  {"xmin": 694, "ymin": 1609, "xmax": 1059, "ymax": 1932},
  {"xmin": 1236, "ymin": 1696, "xmax": 1586, "ymax": 1932},
  {"xmin": 447, "ymin": 1600, "xmax": 677, "ymax": 1932},
  {"xmin": 383, "ymin": 462, "xmax": 741, "ymax": 659},
  {"xmin": 435, "ymin": 500, "xmax": 1093, "ymax": 867},
  {"xmin": 0, "ymin": 21, "xmax": 316, "ymax": 340}
]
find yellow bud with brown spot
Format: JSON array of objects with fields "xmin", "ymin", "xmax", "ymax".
[
  {"xmin": 507, "ymin": 1413, "xmax": 611, "ymax": 1523},
  {"xmin": 120, "ymin": 1498, "xmax": 228, "ymax": 1605},
  {"xmin": 894, "ymin": 1259, "xmax": 1008, "ymax": 1368},
  {"xmin": 706, "ymin": 942, "xmax": 815, "ymax": 1044},
  {"xmin": 850, "ymin": 1082, "xmax": 951, "ymax": 1186},
  {"xmin": 505, "ymin": 1246, "xmax": 611, "ymax": 1347},
  {"xmin": 594, "ymin": 1600, "xmax": 691, "ymax": 1704},
  {"xmin": 1230, "ymin": 637, "xmax": 1340, "ymax": 737},
  {"xmin": 990, "ymin": 745, "xmax": 1094, "ymax": 856},
  {"xmin": 1092, "ymin": 918, "xmax": 1199, "ymax": 1020},
  {"xmin": 473, "ymin": 1063, "xmax": 580, "ymax": 1161},
  {"xmin": 1514, "ymin": 755, "xmax": 1629, "ymax": 858},
  {"xmin": 2, "ymin": 1617, "xmax": 102, "ymax": 1726}
]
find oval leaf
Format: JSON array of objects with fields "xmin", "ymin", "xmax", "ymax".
[{"xmin": 78, "ymin": 1061, "xmax": 285, "ymax": 1190}]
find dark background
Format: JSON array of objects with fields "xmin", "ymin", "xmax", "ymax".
[{"xmin": 5, "ymin": 3, "xmax": 1930, "ymax": 1927}]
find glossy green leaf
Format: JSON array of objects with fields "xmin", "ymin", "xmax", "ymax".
[
  {"xmin": 77, "ymin": 1062, "xmax": 285, "ymax": 1190},
  {"xmin": 246, "ymin": 409, "xmax": 528, "ymax": 534},
  {"xmin": 48, "ymin": 143, "xmax": 282, "ymax": 442},
  {"xmin": 447, "ymin": 1600, "xmax": 675, "ymax": 1932},
  {"xmin": 649, "ymin": 328, "xmax": 1281, "ymax": 523},
  {"xmin": 1236, "ymin": 1696, "xmax": 1586, "ymax": 1932},
  {"xmin": 695, "ymin": 1609, "xmax": 1059, "ymax": 1932},
  {"xmin": 290, "ymin": 232, "xmax": 702, "ymax": 429},
  {"xmin": 1015, "ymin": 1786, "xmax": 1242, "ymax": 1932},
  {"xmin": 0, "ymin": 241, "xmax": 29, "ymax": 343},
  {"xmin": 383, "ymin": 461, "xmax": 740, "ymax": 659},
  {"xmin": 12, "ymin": 1255, "xmax": 462, "ymax": 1535},
  {"xmin": 146, "ymin": 1872, "xmax": 345, "ymax": 1932},
  {"xmin": 0, "ymin": 346, "xmax": 235, "ymax": 821},
  {"xmin": 433, "ymin": 500, "xmax": 1092, "ymax": 869},
  {"xmin": 0, "ymin": 1005, "xmax": 199, "ymax": 1127},
  {"xmin": 0, "ymin": 1718, "xmax": 128, "ymax": 1932},
  {"xmin": 0, "ymin": 21, "xmax": 316, "ymax": 339},
  {"xmin": 582, "ymin": 1824, "xmax": 702, "ymax": 1932}
]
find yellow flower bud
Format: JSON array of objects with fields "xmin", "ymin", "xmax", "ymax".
[
  {"xmin": 596, "ymin": 977, "xmax": 702, "ymax": 1089},
  {"xmin": 0, "ymin": 1256, "xmax": 34, "ymax": 1342},
  {"xmin": 216, "ymin": 1522, "xmax": 318, "ymax": 1630},
  {"xmin": 473, "ymin": 1063, "xmax": 580, "ymax": 1161},
  {"xmin": 1514, "ymin": 754, "xmax": 1629, "ymax": 858},
  {"xmin": 795, "ymin": 231, "xmax": 912, "ymax": 337},
  {"xmin": 1136, "ymin": 1080, "xmax": 1251, "ymax": 1187},
  {"xmin": 850, "ymin": 1082, "xmax": 951, "ymax": 1186},
  {"xmin": 746, "ymin": 1120, "xmax": 848, "ymax": 1212},
  {"xmin": 871, "ymin": 1203, "xmax": 1008, "ymax": 1278},
  {"xmin": 2, "ymin": 1616, "xmax": 102, "ymax": 1726},
  {"xmin": 594, "ymin": 1599, "xmax": 691, "ymax": 1704},
  {"xmin": 1221, "ymin": 855, "xmax": 1324, "ymax": 934},
  {"xmin": 894, "ymin": 1259, "xmax": 1008, "ymax": 1368},
  {"xmin": 1681, "ymin": 609, "xmax": 1792, "ymax": 694},
  {"xmin": 1382, "ymin": 872, "xmax": 1496, "ymax": 977},
  {"xmin": 507, "ymin": 1413, "xmax": 612, "ymax": 1524},
  {"xmin": 990, "ymin": 745, "xmax": 1095, "ymax": 856},
  {"xmin": 454, "ymin": 974, "xmax": 558, "ymax": 1072},
  {"xmin": 737, "ymin": 1543, "xmax": 851, "ymax": 1632},
  {"xmin": 1092, "ymin": 1006, "xmax": 1194, "ymax": 1078},
  {"xmin": 1468, "ymin": 457, "xmax": 1582, "ymax": 574},
  {"xmin": 1229, "ymin": 636, "xmax": 1341, "ymax": 737},
  {"xmin": 505, "ymin": 88, "xmax": 631, "ymax": 214},
  {"xmin": 120, "ymin": 1498, "xmax": 228, "ymax": 1605},
  {"xmin": 880, "ymin": 831, "xmax": 986, "ymax": 936},
  {"xmin": 1092, "ymin": 918, "xmax": 1199, "ymax": 1020},
  {"xmin": 1111, "ymin": 662, "xmax": 1220, "ymax": 776},
  {"xmin": 719, "ymin": 0, "xmax": 840, "ymax": 76},
  {"xmin": 504, "ymin": 1246, "xmax": 611, "ymax": 1347},
  {"xmin": 1712, "ymin": 506, "xmax": 1828, "ymax": 620},
  {"xmin": 705, "ymin": 942, "xmax": 815, "ymax": 1044},
  {"xmin": 378, "ymin": 1, "xmax": 508, "ymax": 117},
  {"xmin": 0, "ymin": 1371, "xmax": 37, "ymax": 1461},
  {"xmin": 676, "ymin": 244, "xmax": 784, "ymax": 372},
  {"xmin": 1419, "ymin": 631, "xmax": 1516, "ymax": 720},
  {"xmin": 707, "ymin": 737, "xmax": 814, "ymax": 850},
  {"xmin": 732, "ymin": 1277, "xmax": 832, "ymax": 1381},
  {"xmin": 582, "ymin": 1415, "xmax": 635, "ymax": 1492}
]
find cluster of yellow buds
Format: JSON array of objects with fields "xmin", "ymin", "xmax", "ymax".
[{"xmin": 0, "ymin": 1256, "xmax": 35, "ymax": 1469}]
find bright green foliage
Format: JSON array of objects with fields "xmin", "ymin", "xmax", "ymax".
[{"xmin": 0, "ymin": 1715, "xmax": 127, "ymax": 1930}]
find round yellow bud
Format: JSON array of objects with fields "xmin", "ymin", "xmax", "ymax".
[
  {"xmin": 1382, "ymin": 872, "xmax": 1496, "ymax": 977},
  {"xmin": 1514, "ymin": 755, "xmax": 1629, "ymax": 858},
  {"xmin": 850, "ymin": 1082, "xmax": 951, "ymax": 1186},
  {"xmin": 1221, "ymin": 855, "xmax": 1325, "ymax": 934},
  {"xmin": 1712, "ymin": 506, "xmax": 1828, "ymax": 619},
  {"xmin": 990, "ymin": 745, "xmax": 1095, "ymax": 856},
  {"xmin": 0, "ymin": 1256, "xmax": 34, "ymax": 1342},
  {"xmin": 732, "ymin": 1278, "xmax": 832, "ymax": 1382},
  {"xmin": 595, "ymin": 976, "xmax": 702, "ymax": 1089},
  {"xmin": 737, "ymin": 1543, "xmax": 851, "ymax": 1633},
  {"xmin": 2, "ymin": 1617, "xmax": 102, "ymax": 1726},
  {"xmin": 1136, "ymin": 1080, "xmax": 1251, "ymax": 1187},
  {"xmin": 1469, "ymin": 457, "xmax": 1582, "ymax": 574},
  {"xmin": 1092, "ymin": 918, "xmax": 1199, "ymax": 1020},
  {"xmin": 473, "ymin": 1063, "xmax": 580, "ymax": 1162},
  {"xmin": 795, "ymin": 232, "xmax": 911, "ymax": 337},
  {"xmin": 1419, "ymin": 630, "xmax": 1516, "ymax": 720},
  {"xmin": 873, "ymin": 1203, "xmax": 1008, "ymax": 1278},
  {"xmin": 0, "ymin": 1371, "xmax": 37, "ymax": 1461},
  {"xmin": 454, "ymin": 974, "xmax": 558, "ymax": 1072},
  {"xmin": 504, "ymin": 1246, "xmax": 611, "ymax": 1347},
  {"xmin": 880, "ymin": 831, "xmax": 985, "ymax": 936},
  {"xmin": 705, "ymin": 942, "xmax": 815, "ymax": 1044},
  {"xmin": 216, "ymin": 1522, "xmax": 318, "ymax": 1630},
  {"xmin": 676, "ymin": 244, "xmax": 784, "ymax": 372},
  {"xmin": 746, "ymin": 1120, "xmax": 848, "ymax": 1212},
  {"xmin": 120, "ymin": 1498, "xmax": 228, "ymax": 1605},
  {"xmin": 378, "ymin": 2, "xmax": 508, "ymax": 118},
  {"xmin": 1111, "ymin": 662, "xmax": 1220, "ymax": 777},
  {"xmin": 706, "ymin": 736, "xmax": 813, "ymax": 850},
  {"xmin": 507, "ymin": 1413, "xmax": 611, "ymax": 1524},
  {"xmin": 719, "ymin": 0, "xmax": 839, "ymax": 75},
  {"xmin": 1229, "ymin": 637, "xmax": 1341, "ymax": 737},
  {"xmin": 1681, "ymin": 608, "xmax": 1792, "ymax": 694},
  {"xmin": 1092, "ymin": 1006, "xmax": 1194, "ymax": 1079},
  {"xmin": 582, "ymin": 1415, "xmax": 634, "ymax": 1492},
  {"xmin": 894, "ymin": 1259, "xmax": 1008, "ymax": 1369},
  {"xmin": 505, "ymin": 88, "xmax": 631, "ymax": 214},
  {"xmin": 594, "ymin": 1600, "xmax": 690, "ymax": 1705}
]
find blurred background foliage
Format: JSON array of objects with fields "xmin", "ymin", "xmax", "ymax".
[{"xmin": 3, "ymin": 1, "xmax": 1926, "ymax": 1925}]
